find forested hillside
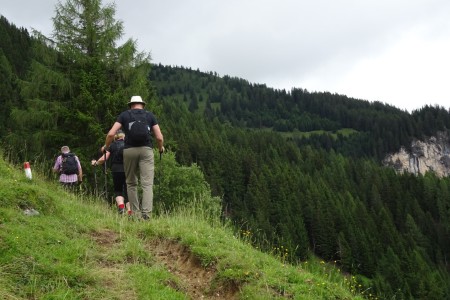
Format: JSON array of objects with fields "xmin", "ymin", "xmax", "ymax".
[
  {"xmin": 150, "ymin": 65, "xmax": 450, "ymax": 298},
  {"xmin": 150, "ymin": 64, "xmax": 450, "ymax": 160},
  {"xmin": 1, "ymin": 8, "xmax": 450, "ymax": 299}
]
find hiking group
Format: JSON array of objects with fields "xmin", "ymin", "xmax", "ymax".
[{"xmin": 53, "ymin": 96, "xmax": 164, "ymax": 221}]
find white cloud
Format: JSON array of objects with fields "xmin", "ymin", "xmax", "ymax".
[
  {"xmin": 300, "ymin": 14, "xmax": 450, "ymax": 111},
  {"xmin": 2, "ymin": 0, "xmax": 450, "ymax": 112}
]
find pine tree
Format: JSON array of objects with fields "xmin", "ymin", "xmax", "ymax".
[
  {"xmin": 52, "ymin": 0, "xmax": 152, "ymax": 125},
  {"xmin": 7, "ymin": 0, "xmax": 154, "ymax": 186},
  {"xmin": 0, "ymin": 52, "xmax": 16, "ymax": 136}
]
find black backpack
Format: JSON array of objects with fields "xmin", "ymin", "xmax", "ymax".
[
  {"xmin": 110, "ymin": 140, "xmax": 124, "ymax": 164},
  {"xmin": 127, "ymin": 110, "xmax": 150, "ymax": 146},
  {"xmin": 61, "ymin": 153, "xmax": 78, "ymax": 175}
]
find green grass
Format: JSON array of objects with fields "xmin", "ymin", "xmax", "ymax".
[
  {"xmin": 0, "ymin": 156, "xmax": 368, "ymax": 299},
  {"xmin": 280, "ymin": 128, "xmax": 359, "ymax": 139}
]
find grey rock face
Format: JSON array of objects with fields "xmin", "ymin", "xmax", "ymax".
[{"xmin": 383, "ymin": 131, "xmax": 450, "ymax": 177}]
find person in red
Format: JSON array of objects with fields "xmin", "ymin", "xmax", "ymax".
[
  {"xmin": 104, "ymin": 96, "xmax": 164, "ymax": 220},
  {"xmin": 52, "ymin": 145, "xmax": 82, "ymax": 189}
]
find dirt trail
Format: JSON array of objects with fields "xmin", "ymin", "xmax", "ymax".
[
  {"xmin": 148, "ymin": 238, "xmax": 239, "ymax": 299},
  {"xmin": 91, "ymin": 229, "xmax": 239, "ymax": 299}
]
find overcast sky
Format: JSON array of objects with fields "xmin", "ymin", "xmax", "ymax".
[{"xmin": 2, "ymin": 0, "xmax": 450, "ymax": 112}]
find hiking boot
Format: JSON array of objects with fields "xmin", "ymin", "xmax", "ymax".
[{"xmin": 141, "ymin": 214, "xmax": 150, "ymax": 221}]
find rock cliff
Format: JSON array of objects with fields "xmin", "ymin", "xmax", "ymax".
[{"xmin": 383, "ymin": 131, "xmax": 450, "ymax": 177}]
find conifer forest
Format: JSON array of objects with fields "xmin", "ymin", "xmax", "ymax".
[{"xmin": 1, "ymin": 4, "xmax": 450, "ymax": 298}]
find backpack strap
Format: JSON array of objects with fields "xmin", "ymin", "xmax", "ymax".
[
  {"xmin": 127, "ymin": 109, "xmax": 149, "ymax": 128},
  {"xmin": 127, "ymin": 110, "xmax": 138, "ymax": 130},
  {"xmin": 127, "ymin": 110, "xmax": 134, "ymax": 121}
]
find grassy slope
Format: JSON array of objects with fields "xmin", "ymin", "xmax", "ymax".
[{"xmin": 0, "ymin": 157, "xmax": 367, "ymax": 300}]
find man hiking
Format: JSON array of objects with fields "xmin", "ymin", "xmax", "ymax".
[{"xmin": 104, "ymin": 96, "xmax": 164, "ymax": 220}]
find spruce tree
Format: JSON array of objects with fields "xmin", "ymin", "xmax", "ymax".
[{"xmin": 8, "ymin": 0, "xmax": 153, "ymax": 170}]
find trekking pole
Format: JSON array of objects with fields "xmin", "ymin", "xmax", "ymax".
[
  {"xmin": 78, "ymin": 178, "xmax": 83, "ymax": 193},
  {"xmin": 93, "ymin": 164, "xmax": 98, "ymax": 197},
  {"xmin": 158, "ymin": 151, "xmax": 163, "ymax": 201},
  {"xmin": 104, "ymin": 150, "xmax": 108, "ymax": 203}
]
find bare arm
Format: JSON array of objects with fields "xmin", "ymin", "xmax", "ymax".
[
  {"xmin": 152, "ymin": 124, "xmax": 164, "ymax": 153},
  {"xmin": 91, "ymin": 151, "xmax": 111, "ymax": 166},
  {"xmin": 77, "ymin": 157, "xmax": 83, "ymax": 182},
  {"xmin": 105, "ymin": 122, "xmax": 122, "ymax": 149},
  {"xmin": 52, "ymin": 156, "xmax": 61, "ymax": 173}
]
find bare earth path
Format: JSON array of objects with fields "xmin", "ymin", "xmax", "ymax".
[
  {"xmin": 91, "ymin": 229, "xmax": 239, "ymax": 299},
  {"xmin": 147, "ymin": 238, "xmax": 239, "ymax": 299}
]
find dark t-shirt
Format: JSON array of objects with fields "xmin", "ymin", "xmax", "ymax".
[
  {"xmin": 108, "ymin": 140, "xmax": 124, "ymax": 173},
  {"xmin": 117, "ymin": 109, "xmax": 158, "ymax": 149}
]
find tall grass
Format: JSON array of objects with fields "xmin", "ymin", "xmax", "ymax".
[{"xmin": 0, "ymin": 152, "xmax": 368, "ymax": 299}]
